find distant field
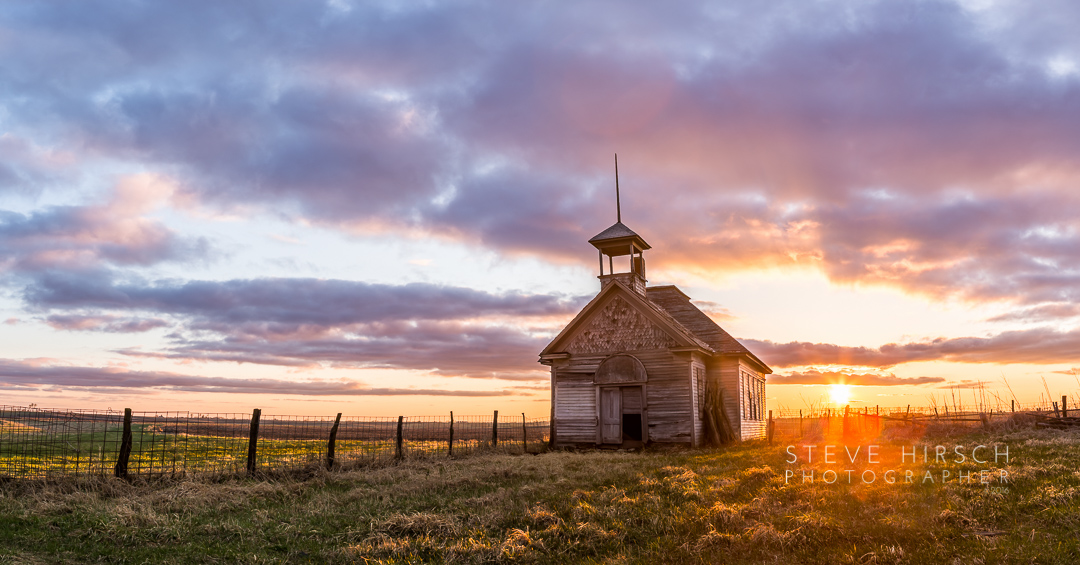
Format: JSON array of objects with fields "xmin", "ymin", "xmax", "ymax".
[
  {"xmin": 0, "ymin": 409, "xmax": 545, "ymax": 479},
  {"xmin": 1, "ymin": 424, "xmax": 1078, "ymax": 564}
]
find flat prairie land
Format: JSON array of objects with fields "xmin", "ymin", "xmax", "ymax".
[{"xmin": 1, "ymin": 425, "xmax": 1078, "ymax": 564}]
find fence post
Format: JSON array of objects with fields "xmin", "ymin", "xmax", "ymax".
[
  {"xmin": 246, "ymin": 408, "xmax": 261, "ymax": 476},
  {"xmin": 1053, "ymin": 402, "xmax": 1060, "ymax": 418},
  {"xmin": 326, "ymin": 412, "xmax": 342, "ymax": 470},
  {"xmin": 1011, "ymin": 399, "xmax": 1015, "ymax": 413},
  {"xmin": 799, "ymin": 409, "xmax": 803, "ymax": 437},
  {"xmin": 492, "ymin": 410, "xmax": 499, "ymax": 448},
  {"xmin": 448, "ymin": 411, "xmax": 454, "ymax": 457},
  {"xmin": 767, "ymin": 410, "xmax": 774, "ymax": 444},
  {"xmin": 522, "ymin": 413, "xmax": 527, "ymax": 453},
  {"xmin": 113, "ymin": 408, "xmax": 133, "ymax": 479},
  {"xmin": 842, "ymin": 405, "xmax": 849, "ymax": 439},
  {"xmin": 396, "ymin": 416, "xmax": 404, "ymax": 460},
  {"xmin": 1063, "ymin": 395, "xmax": 1068, "ymax": 418}
]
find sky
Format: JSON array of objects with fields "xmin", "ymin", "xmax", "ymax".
[{"xmin": 1, "ymin": 0, "xmax": 1079, "ymax": 417}]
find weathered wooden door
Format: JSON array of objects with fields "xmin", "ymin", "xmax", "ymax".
[{"xmin": 600, "ymin": 388, "xmax": 622, "ymax": 443}]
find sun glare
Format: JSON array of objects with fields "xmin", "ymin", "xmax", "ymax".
[{"xmin": 829, "ymin": 384, "xmax": 852, "ymax": 406}]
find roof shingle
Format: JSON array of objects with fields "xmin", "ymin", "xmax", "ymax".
[{"xmin": 647, "ymin": 285, "xmax": 772, "ymax": 374}]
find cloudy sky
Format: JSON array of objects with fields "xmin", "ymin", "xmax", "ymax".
[{"xmin": 2, "ymin": 0, "xmax": 1078, "ymax": 416}]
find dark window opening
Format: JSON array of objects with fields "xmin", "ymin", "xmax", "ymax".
[{"xmin": 622, "ymin": 414, "xmax": 643, "ymax": 441}]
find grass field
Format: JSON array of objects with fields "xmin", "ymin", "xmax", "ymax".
[
  {"xmin": 1, "ymin": 424, "xmax": 1078, "ymax": 564},
  {"xmin": 1, "ymin": 410, "xmax": 545, "ymax": 480}
]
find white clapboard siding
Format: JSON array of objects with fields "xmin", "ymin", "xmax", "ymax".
[
  {"xmin": 635, "ymin": 349, "xmax": 692, "ymax": 444},
  {"xmin": 555, "ymin": 383, "xmax": 596, "ymax": 443}
]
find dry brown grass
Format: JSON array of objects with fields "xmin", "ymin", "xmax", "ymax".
[{"xmin": 1, "ymin": 426, "xmax": 1079, "ymax": 563}]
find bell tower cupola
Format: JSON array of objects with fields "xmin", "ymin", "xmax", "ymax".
[{"xmin": 589, "ymin": 154, "xmax": 650, "ymax": 295}]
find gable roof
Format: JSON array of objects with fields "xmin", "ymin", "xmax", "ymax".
[
  {"xmin": 539, "ymin": 279, "xmax": 709, "ymax": 356},
  {"xmin": 588, "ymin": 222, "xmax": 651, "ymax": 255},
  {"xmin": 646, "ymin": 285, "xmax": 773, "ymax": 374},
  {"xmin": 589, "ymin": 221, "xmax": 646, "ymax": 244}
]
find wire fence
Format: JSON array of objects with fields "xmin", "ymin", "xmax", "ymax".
[
  {"xmin": 6, "ymin": 397, "xmax": 1073, "ymax": 479},
  {"xmin": 767, "ymin": 397, "xmax": 1074, "ymax": 420},
  {"xmin": 768, "ymin": 399, "xmax": 1079, "ymax": 443},
  {"xmin": 0, "ymin": 406, "xmax": 549, "ymax": 480}
]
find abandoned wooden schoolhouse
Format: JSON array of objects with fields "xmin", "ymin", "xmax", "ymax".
[{"xmin": 539, "ymin": 190, "xmax": 772, "ymax": 448}]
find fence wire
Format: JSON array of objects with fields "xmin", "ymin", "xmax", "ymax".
[
  {"xmin": 768, "ymin": 402, "xmax": 1072, "ymax": 443},
  {"xmin": 0, "ymin": 406, "xmax": 550, "ymax": 480},
  {"xmin": 6, "ymin": 401, "xmax": 1066, "ymax": 479}
]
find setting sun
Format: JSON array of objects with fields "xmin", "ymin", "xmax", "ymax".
[{"xmin": 829, "ymin": 384, "xmax": 852, "ymax": 406}]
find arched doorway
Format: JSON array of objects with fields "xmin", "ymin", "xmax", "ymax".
[{"xmin": 595, "ymin": 353, "xmax": 648, "ymax": 445}]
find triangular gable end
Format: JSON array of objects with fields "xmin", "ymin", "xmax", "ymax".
[{"xmin": 540, "ymin": 280, "xmax": 703, "ymax": 356}]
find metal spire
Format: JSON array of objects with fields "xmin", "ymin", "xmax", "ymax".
[{"xmin": 615, "ymin": 153, "xmax": 621, "ymax": 224}]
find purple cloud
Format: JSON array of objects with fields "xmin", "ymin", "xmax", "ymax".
[
  {"xmin": 0, "ymin": 359, "xmax": 517, "ymax": 396},
  {"xmin": 21, "ymin": 274, "xmax": 580, "ymax": 378},
  {"xmin": 767, "ymin": 371, "xmax": 944, "ymax": 386},
  {"xmin": 987, "ymin": 303, "xmax": 1080, "ymax": 323},
  {"xmin": 45, "ymin": 314, "xmax": 169, "ymax": 333},
  {"xmin": 746, "ymin": 326, "xmax": 1080, "ymax": 368},
  {"xmin": 0, "ymin": 177, "xmax": 207, "ymax": 273},
  {"xmin": 23, "ymin": 275, "xmax": 585, "ymax": 326},
  {"xmin": 116, "ymin": 323, "xmax": 549, "ymax": 380}
]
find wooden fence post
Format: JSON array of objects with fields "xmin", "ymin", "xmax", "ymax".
[
  {"xmin": 1053, "ymin": 402, "xmax": 1060, "ymax": 418},
  {"xmin": 326, "ymin": 412, "xmax": 342, "ymax": 470},
  {"xmin": 113, "ymin": 408, "xmax": 133, "ymax": 479},
  {"xmin": 246, "ymin": 408, "xmax": 261, "ymax": 476},
  {"xmin": 492, "ymin": 410, "xmax": 499, "ymax": 448},
  {"xmin": 1063, "ymin": 396, "xmax": 1068, "ymax": 418},
  {"xmin": 767, "ymin": 410, "xmax": 774, "ymax": 444},
  {"xmin": 799, "ymin": 409, "xmax": 803, "ymax": 437},
  {"xmin": 395, "ymin": 416, "xmax": 404, "ymax": 460},
  {"xmin": 448, "ymin": 411, "xmax": 454, "ymax": 457},
  {"xmin": 843, "ymin": 405, "xmax": 849, "ymax": 439},
  {"xmin": 522, "ymin": 413, "xmax": 527, "ymax": 453},
  {"xmin": 1011, "ymin": 399, "xmax": 1015, "ymax": 412}
]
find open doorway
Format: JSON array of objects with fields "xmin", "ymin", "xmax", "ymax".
[
  {"xmin": 622, "ymin": 413, "xmax": 642, "ymax": 441},
  {"xmin": 600, "ymin": 385, "xmax": 645, "ymax": 446}
]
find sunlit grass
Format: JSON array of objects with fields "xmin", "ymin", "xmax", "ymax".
[
  {"xmin": 0, "ymin": 425, "xmax": 473, "ymax": 479},
  {"xmin": 1, "ymin": 425, "xmax": 1079, "ymax": 563}
]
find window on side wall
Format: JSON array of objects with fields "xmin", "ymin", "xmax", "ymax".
[
  {"xmin": 757, "ymin": 378, "xmax": 764, "ymax": 421},
  {"xmin": 742, "ymin": 371, "xmax": 765, "ymax": 421},
  {"xmin": 694, "ymin": 366, "xmax": 705, "ymax": 414},
  {"xmin": 742, "ymin": 370, "xmax": 757, "ymax": 421}
]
